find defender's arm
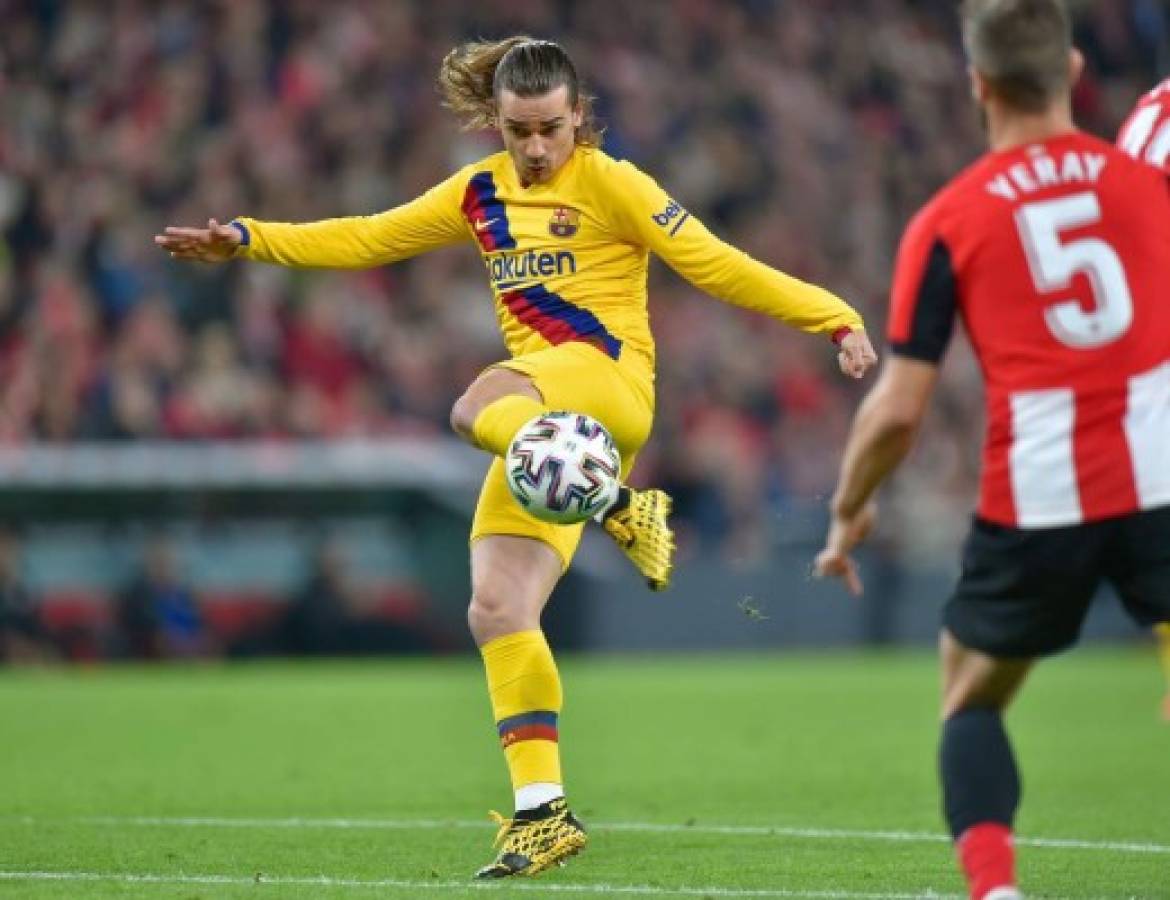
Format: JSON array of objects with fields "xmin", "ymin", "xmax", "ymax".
[
  {"xmin": 815, "ymin": 206, "xmax": 958, "ymax": 594},
  {"xmin": 831, "ymin": 356, "xmax": 938, "ymax": 520}
]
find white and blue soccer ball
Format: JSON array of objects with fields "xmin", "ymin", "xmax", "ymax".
[{"xmin": 505, "ymin": 411, "xmax": 621, "ymax": 525}]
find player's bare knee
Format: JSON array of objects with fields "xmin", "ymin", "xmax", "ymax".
[
  {"xmin": 450, "ymin": 370, "xmax": 534, "ymax": 439},
  {"xmin": 945, "ymin": 670, "xmax": 1019, "ymax": 716},
  {"xmin": 942, "ymin": 687, "xmax": 994, "ymax": 721},
  {"xmin": 941, "ymin": 655, "xmax": 1033, "ymax": 720},
  {"xmin": 467, "ymin": 587, "xmax": 522, "ymax": 643},
  {"xmin": 450, "ymin": 391, "xmax": 477, "ymax": 439}
]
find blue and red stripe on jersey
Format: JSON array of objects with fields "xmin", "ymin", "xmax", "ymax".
[
  {"xmin": 502, "ymin": 284, "xmax": 623, "ymax": 360},
  {"xmin": 462, "ymin": 172, "xmax": 516, "ymax": 252},
  {"xmin": 497, "ymin": 710, "xmax": 558, "ymax": 748},
  {"xmin": 463, "ymin": 170, "xmax": 622, "ymax": 358}
]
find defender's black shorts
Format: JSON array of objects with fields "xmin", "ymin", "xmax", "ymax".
[{"xmin": 944, "ymin": 505, "xmax": 1170, "ymax": 658}]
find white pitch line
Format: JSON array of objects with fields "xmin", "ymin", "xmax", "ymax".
[
  {"xmin": 0, "ymin": 871, "xmax": 965, "ymax": 899},
  {"xmin": 37, "ymin": 815, "xmax": 1170, "ymax": 856}
]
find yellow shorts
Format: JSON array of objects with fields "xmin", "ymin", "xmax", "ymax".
[{"xmin": 470, "ymin": 342, "xmax": 655, "ymax": 569}]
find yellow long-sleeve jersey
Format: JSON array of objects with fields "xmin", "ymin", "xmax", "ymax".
[{"xmin": 233, "ymin": 147, "xmax": 863, "ymax": 372}]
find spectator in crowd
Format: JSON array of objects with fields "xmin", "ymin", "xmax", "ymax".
[
  {"xmin": 0, "ymin": 527, "xmax": 57, "ymax": 663},
  {"xmin": 117, "ymin": 536, "xmax": 212, "ymax": 659},
  {"xmin": 280, "ymin": 538, "xmax": 360, "ymax": 656},
  {"xmin": 275, "ymin": 538, "xmax": 434, "ymax": 657}
]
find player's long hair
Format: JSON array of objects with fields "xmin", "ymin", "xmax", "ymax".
[
  {"xmin": 961, "ymin": 0, "xmax": 1072, "ymax": 112},
  {"xmin": 438, "ymin": 37, "xmax": 602, "ymax": 147}
]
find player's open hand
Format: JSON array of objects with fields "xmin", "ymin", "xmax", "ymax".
[
  {"xmin": 813, "ymin": 502, "xmax": 877, "ymax": 597},
  {"xmin": 837, "ymin": 330, "xmax": 878, "ymax": 380},
  {"xmin": 154, "ymin": 218, "xmax": 241, "ymax": 263}
]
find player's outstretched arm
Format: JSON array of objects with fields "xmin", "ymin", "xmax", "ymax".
[
  {"xmin": 155, "ymin": 168, "xmax": 472, "ymax": 270},
  {"xmin": 813, "ymin": 356, "xmax": 937, "ymax": 595},
  {"xmin": 604, "ymin": 160, "xmax": 878, "ymax": 380},
  {"xmin": 154, "ymin": 218, "xmax": 241, "ymax": 263}
]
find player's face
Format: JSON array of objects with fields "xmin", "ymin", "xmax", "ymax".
[{"xmin": 497, "ymin": 85, "xmax": 583, "ymax": 186}]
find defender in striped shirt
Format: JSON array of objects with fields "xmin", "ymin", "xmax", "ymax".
[
  {"xmin": 1118, "ymin": 76, "xmax": 1170, "ymax": 722},
  {"xmin": 1118, "ymin": 78, "xmax": 1170, "ymax": 175},
  {"xmin": 816, "ymin": 2, "xmax": 1170, "ymax": 899}
]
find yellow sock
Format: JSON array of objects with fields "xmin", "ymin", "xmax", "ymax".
[
  {"xmin": 481, "ymin": 630, "xmax": 564, "ymax": 794},
  {"xmin": 471, "ymin": 394, "xmax": 545, "ymax": 457}
]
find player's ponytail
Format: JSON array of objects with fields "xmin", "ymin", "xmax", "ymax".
[{"xmin": 438, "ymin": 37, "xmax": 602, "ymax": 147}]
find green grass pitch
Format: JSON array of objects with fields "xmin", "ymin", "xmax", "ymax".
[{"xmin": 0, "ymin": 649, "xmax": 1166, "ymax": 898}]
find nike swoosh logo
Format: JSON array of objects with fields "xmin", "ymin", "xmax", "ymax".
[{"xmin": 475, "ymin": 218, "xmax": 499, "ymax": 232}]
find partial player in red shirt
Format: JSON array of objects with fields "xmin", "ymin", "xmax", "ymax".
[
  {"xmin": 1118, "ymin": 78, "xmax": 1170, "ymax": 175},
  {"xmin": 1117, "ymin": 76, "xmax": 1170, "ymax": 721},
  {"xmin": 815, "ymin": 2, "xmax": 1170, "ymax": 899}
]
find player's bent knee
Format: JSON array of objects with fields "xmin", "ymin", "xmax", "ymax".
[
  {"xmin": 450, "ymin": 391, "xmax": 477, "ymax": 439},
  {"xmin": 941, "ymin": 659, "xmax": 1033, "ymax": 719},
  {"xmin": 450, "ymin": 380, "xmax": 497, "ymax": 438},
  {"xmin": 467, "ymin": 587, "xmax": 528, "ymax": 644},
  {"xmin": 450, "ymin": 370, "xmax": 538, "ymax": 439},
  {"xmin": 942, "ymin": 672, "xmax": 1022, "ymax": 718},
  {"xmin": 942, "ymin": 690, "xmax": 996, "ymax": 722}
]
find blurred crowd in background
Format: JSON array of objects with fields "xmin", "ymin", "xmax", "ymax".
[
  {"xmin": 0, "ymin": 522, "xmax": 442, "ymax": 663},
  {"xmin": 0, "ymin": 0, "xmax": 1166, "ymax": 565}
]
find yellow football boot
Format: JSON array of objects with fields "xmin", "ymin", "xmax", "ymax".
[
  {"xmin": 601, "ymin": 487, "xmax": 675, "ymax": 591},
  {"xmin": 474, "ymin": 798, "xmax": 587, "ymax": 879}
]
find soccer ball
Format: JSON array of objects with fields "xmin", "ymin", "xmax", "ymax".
[{"xmin": 505, "ymin": 411, "xmax": 621, "ymax": 525}]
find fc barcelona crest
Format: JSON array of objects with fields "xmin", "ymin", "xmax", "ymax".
[{"xmin": 548, "ymin": 206, "xmax": 580, "ymax": 238}]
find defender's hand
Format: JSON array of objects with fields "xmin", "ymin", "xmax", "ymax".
[
  {"xmin": 154, "ymin": 218, "xmax": 241, "ymax": 263},
  {"xmin": 837, "ymin": 330, "xmax": 878, "ymax": 380},
  {"xmin": 813, "ymin": 502, "xmax": 877, "ymax": 597}
]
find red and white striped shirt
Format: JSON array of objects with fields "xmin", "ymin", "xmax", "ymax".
[
  {"xmin": 888, "ymin": 132, "xmax": 1170, "ymax": 528},
  {"xmin": 1118, "ymin": 78, "xmax": 1170, "ymax": 174}
]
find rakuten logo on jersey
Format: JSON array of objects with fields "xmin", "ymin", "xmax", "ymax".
[
  {"xmin": 651, "ymin": 199, "xmax": 690, "ymax": 235},
  {"xmin": 484, "ymin": 249, "xmax": 577, "ymax": 289}
]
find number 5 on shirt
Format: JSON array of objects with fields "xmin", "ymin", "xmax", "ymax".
[{"xmin": 1014, "ymin": 191, "xmax": 1134, "ymax": 349}]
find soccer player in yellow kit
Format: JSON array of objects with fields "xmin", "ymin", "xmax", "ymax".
[{"xmin": 156, "ymin": 37, "xmax": 878, "ymax": 878}]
